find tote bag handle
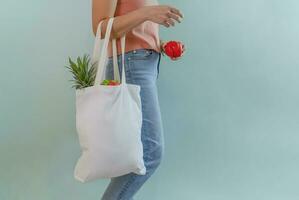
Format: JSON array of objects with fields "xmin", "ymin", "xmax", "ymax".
[
  {"xmin": 93, "ymin": 18, "xmax": 115, "ymax": 85},
  {"xmin": 92, "ymin": 17, "xmax": 127, "ymax": 85},
  {"xmin": 91, "ymin": 20, "xmax": 104, "ymax": 64},
  {"xmin": 111, "ymin": 35, "xmax": 126, "ymax": 84},
  {"xmin": 92, "ymin": 18, "xmax": 120, "ymax": 83}
]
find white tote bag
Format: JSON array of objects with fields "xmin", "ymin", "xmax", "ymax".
[{"xmin": 74, "ymin": 17, "xmax": 146, "ymax": 183}]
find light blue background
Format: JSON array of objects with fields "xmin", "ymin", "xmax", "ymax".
[{"xmin": 1, "ymin": 0, "xmax": 299, "ymax": 199}]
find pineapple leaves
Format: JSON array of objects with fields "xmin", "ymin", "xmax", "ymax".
[{"xmin": 65, "ymin": 54, "xmax": 98, "ymax": 89}]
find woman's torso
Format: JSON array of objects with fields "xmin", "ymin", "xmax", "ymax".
[{"xmin": 107, "ymin": 0, "xmax": 161, "ymax": 56}]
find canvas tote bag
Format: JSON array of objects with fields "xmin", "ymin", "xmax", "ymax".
[{"xmin": 74, "ymin": 17, "xmax": 146, "ymax": 183}]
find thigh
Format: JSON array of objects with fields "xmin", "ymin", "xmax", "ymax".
[
  {"xmin": 126, "ymin": 50, "xmax": 164, "ymax": 158},
  {"xmin": 105, "ymin": 49, "xmax": 164, "ymax": 156}
]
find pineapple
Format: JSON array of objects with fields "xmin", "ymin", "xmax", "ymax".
[{"xmin": 65, "ymin": 54, "xmax": 97, "ymax": 89}]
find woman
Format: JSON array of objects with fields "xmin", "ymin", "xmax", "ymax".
[{"xmin": 92, "ymin": 0, "xmax": 183, "ymax": 199}]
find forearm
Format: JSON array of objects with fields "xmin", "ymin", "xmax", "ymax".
[{"xmin": 93, "ymin": 8, "xmax": 149, "ymax": 39}]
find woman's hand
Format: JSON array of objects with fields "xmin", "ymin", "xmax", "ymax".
[{"xmin": 142, "ymin": 5, "xmax": 184, "ymax": 28}]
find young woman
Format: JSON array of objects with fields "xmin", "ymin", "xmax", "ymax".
[{"xmin": 92, "ymin": 0, "xmax": 183, "ymax": 199}]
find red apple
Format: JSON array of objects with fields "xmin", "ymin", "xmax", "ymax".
[
  {"xmin": 162, "ymin": 41, "xmax": 185, "ymax": 60},
  {"xmin": 108, "ymin": 80, "xmax": 120, "ymax": 86}
]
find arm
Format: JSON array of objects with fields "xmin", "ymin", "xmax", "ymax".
[
  {"xmin": 92, "ymin": 0, "xmax": 183, "ymax": 39},
  {"xmin": 92, "ymin": 0, "xmax": 146, "ymax": 38}
]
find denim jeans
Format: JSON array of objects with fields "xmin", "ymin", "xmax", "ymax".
[{"xmin": 101, "ymin": 49, "xmax": 164, "ymax": 200}]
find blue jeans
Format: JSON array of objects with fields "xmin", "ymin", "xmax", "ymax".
[{"xmin": 101, "ymin": 49, "xmax": 164, "ymax": 200}]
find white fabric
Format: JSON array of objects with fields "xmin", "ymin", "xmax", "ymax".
[{"xmin": 74, "ymin": 17, "xmax": 146, "ymax": 183}]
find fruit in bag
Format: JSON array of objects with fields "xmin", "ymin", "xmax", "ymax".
[{"xmin": 101, "ymin": 79, "xmax": 120, "ymax": 86}]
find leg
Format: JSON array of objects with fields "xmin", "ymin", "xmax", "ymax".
[{"xmin": 101, "ymin": 50, "xmax": 164, "ymax": 200}]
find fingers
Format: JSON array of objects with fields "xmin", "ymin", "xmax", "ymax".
[
  {"xmin": 162, "ymin": 20, "xmax": 169, "ymax": 27},
  {"xmin": 164, "ymin": 6, "xmax": 183, "ymax": 27},
  {"xmin": 167, "ymin": 12, "xmax": 181, "ymax": 23},
  {"xmin": 169, "ymin": 6, "xmax": 183, "ymax": 19},
  {"xmin": 162, "ymin": 18, "xmax": 174, "ymax": 27}
]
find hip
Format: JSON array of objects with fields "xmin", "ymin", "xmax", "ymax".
[{"xmin": 106, "ymin": 48, "xmax": 162, "ymax": 85}]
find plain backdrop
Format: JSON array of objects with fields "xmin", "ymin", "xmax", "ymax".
[{"xmin": 1, "ymin": 0, "xmax": 299, "ymax": 199}]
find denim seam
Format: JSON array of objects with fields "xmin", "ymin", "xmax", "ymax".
[
  {"xmin": 156, "ymin": 53, "xmax": 161, "ymax": 80},
  {"xmin": 118, "ymin": 174, "xmax": 138, "ymax": 200},
  {"xmin": 126, "ymin": 57, "xmax": 133, "ymax": 83},
  {"xmin": 141, "ymin": 110, "xmax": 150, "ymax": 160}
]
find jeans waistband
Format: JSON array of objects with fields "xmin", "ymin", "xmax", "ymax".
[{"xmin": 108, "ymin": 48, "xmax": 160, "ymax": 59}]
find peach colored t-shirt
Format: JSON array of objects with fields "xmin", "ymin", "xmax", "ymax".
[{"xmin": 107, "ymin": 0, "xmax": 161, "ymax": 56}]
